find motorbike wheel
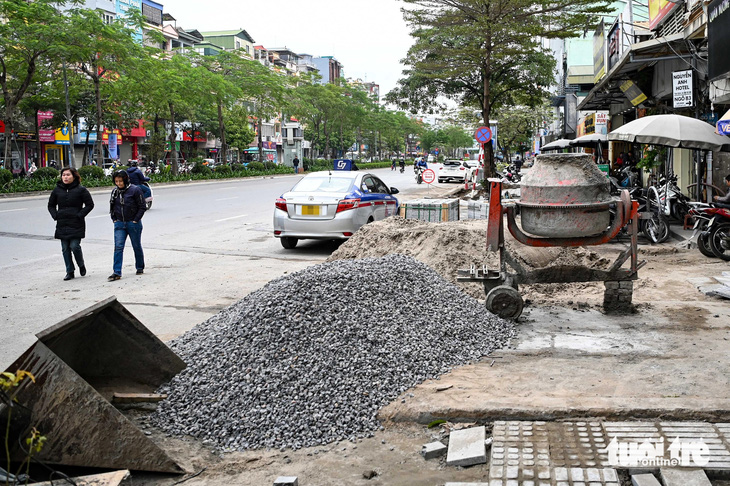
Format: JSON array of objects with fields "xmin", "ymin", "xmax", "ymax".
[
  {"xmin": 642, "ymin": 215, "xmax": 669, "ymax": 244},
  {"xmin": 709, "ymin": 222, "xmax": 730, "ymax": 261},
  {"xmin": 697, "ymin": 233, "xmax": 716, "ymax": 258},
  {"xmin": 146, "ymin": 200, "xmax": 153, "ymax": 210}
]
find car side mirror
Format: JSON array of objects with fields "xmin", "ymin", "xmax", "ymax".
[{"xmin": 390, "ymin": 187, "xmax": 399, "ymax": 194}]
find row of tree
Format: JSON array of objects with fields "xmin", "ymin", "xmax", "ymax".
[{"xmin": 0, "ymin": 0, "xmax": 455, "ymax": 175}]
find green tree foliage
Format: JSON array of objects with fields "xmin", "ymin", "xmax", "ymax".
[
  {"xmin": 387, "ymin": 0, "xmax": 610, "ymax": 174},
  {"xmin": 496, "ymin": 104, "xmax": 553, "ymax": 160},
  {"xmin": 0, "ymin": 0, "xmax": 69, "ymax": 161},
  {"xmin": 64, "ymin": 8, "xmax": 147, "ymax": 165}
]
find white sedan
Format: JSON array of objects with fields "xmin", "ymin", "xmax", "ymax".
[{"xmin": 273, "ymin": 171, "xmax": 399, "ymax": 249}]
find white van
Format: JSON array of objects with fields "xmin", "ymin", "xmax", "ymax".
[{"xmin": 427, "ymin": 154, "xmax": 435, "ymax": 163}]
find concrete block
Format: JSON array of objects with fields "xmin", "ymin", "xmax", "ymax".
[
  {"xmin": 422, "ymin": 441, "xmax": 447, "ymax": 460},
  {"xmin": 631, "ymin": 473, "xmax": 661, "ymax": 486},
  {"xmin": 660, "ymin": 468, "xmax": 712, "ymax": 486},
  {"xmin": 273, "ymin": 477, "xmax": 298, "ymax": 486},
  {"xmin": 447, "ymin": 426, "xmax": 487, "ymax": 467},
  {"xmin": 444, "ymin": 483, "xmax": 491, "ymax": 486}
]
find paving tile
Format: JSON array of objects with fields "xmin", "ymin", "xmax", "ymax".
[
  {"xmin": 631, "ymin": 473, "xmax": 661, "ymax": 486},
  {"xmin": 448, "ymin": 426, "xmax": 487, "ymax": 467},
  {"xmin": 660, "ymin": 467, "xmax": 712, "ymax": 486},
  {"xmin": 549, "ymin": 422, "xmax": 609, "ymax": 467}
]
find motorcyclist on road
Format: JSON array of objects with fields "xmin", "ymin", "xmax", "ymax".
[
  {"xmin": 415, "ymin": 157, "xmax": 428, "ymax": 171},
  {"xmin": 399, "ymin": 158, "xmax": 405, "ymax": 173},
  {"xmin": 127, "ymin": 160, "xmax": 151, "ymax": 199}
]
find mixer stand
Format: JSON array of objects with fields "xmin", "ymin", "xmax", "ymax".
[{"xmin": 457, "ymin": 179, "xmax": 645, "ymax": 320}]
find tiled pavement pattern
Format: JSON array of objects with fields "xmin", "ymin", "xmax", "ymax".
[
  {"xmin": 488, "ymin": 421, "xmax": 730, "ymax": 486},
  {"xmin": 603, "ymin": 422, "xmax": 730, "ymax": 471}
]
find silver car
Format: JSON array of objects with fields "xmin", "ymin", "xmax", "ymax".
[{"xmin": 273, "ymin": 171, "xmax": 400, "ymax": 249}]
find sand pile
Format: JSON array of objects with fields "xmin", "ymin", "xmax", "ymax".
[{"xmin": 327, "ymin": 217, "xmax": 613, "ymax": 303}]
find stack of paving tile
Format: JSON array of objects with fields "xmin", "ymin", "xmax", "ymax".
[{"xmin": 689, "ymin": 271, "xmax": 730, "ymax": 299}]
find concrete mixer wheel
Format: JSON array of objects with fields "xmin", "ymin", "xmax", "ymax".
[{"xmin": 486, "ymin": 285, "xmax": 523, "ymax": 320}]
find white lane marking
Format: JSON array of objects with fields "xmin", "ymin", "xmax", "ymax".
[
  {"xmin": 215, "ymin": 214, "xmax": 248, "ymax": 222},
  {"xmin": 215, "ymin": 197, "xmax": 239, "ymax": 201},
  {"xmin": 0, "ymin": 208, "xmax": 28, "ymax": 213}
]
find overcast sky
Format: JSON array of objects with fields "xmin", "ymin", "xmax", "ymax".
[{"xmin": 168, "ymin": 0, "xmax": 415, "ymax": 97}]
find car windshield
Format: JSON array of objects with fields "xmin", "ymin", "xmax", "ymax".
[
  {"xmin": 444, "ymin": 161, "xmax": 461, "ymax": 166},
  {"xmin": 291, "ymin": 176, "xmax": 354, "ymax": 193}
]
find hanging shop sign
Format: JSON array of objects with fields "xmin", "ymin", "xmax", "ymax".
[
  {"xmin": 708, "ymin": 0, "xmax": 730, "ymax": 81},
  {"xmin": 37, "ymin": 111, "xmax": 55, "ymax": 142},
  {"xmin": 649, "ymin": 0, "xmax": 680, "ymax": 30},
  {"xmin": 55, "ymin": 123, "xmax": 71, "ymax": 145},
  {"xmin": 672, "ymin": 70, "xmax": 693, "ymax": 108},
  {"xmin": 593, "ymin": 20, "xmax": 606, "ymax": 84},
  {"xmin": 620, "ymin": 80, "xmax": 648, "ymax": 106}
]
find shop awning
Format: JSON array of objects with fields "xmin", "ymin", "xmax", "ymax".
[
  {"xmin": 243, "ymin": 147, "xmax": 276, "ymax": 153},
  {"xmin": 578, "ymin": 33, "xmax": 689, "ymax": 111}
]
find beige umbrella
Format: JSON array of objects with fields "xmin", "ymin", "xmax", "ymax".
[{"xmin": 609, "ymin": 114, "xmax": 730, "ymax": 152}]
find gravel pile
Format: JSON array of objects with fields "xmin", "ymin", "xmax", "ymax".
[{"xmin": 151, "ymin": 254, "xmax": 515, "ymax": 451}]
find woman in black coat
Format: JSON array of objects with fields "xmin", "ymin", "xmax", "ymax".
[{"xmin": 47, "ymin": 167, "xmax": 94, "ymax": 280}]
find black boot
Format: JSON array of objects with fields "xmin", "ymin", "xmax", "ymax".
[{"xmin": 63, "ymin": 273, "xmax": 74, "ymax": 281}]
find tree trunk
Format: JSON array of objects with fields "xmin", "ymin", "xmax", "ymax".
[
  {"xmin": 34, "ymin": 114, "xmax": 41, "ymax": 167},
  {"xmin": 257, "ymin": 118, "xmax": 263, "ymax": 163},
  {"xmin": 218, "ymin": 100, "xmax": 226, "ymax": 164},
  {"xmin": 169, "ymin": 102, "xmax": 178, "ymax": 176},
  {"xmin": 94, "ymin": 70, "xmax": 103, "ymax": 166}
]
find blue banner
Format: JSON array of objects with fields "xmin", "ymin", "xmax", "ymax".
[{"xmin": 109, "ymin": 134, "xmax": 118, "ymax": 159}]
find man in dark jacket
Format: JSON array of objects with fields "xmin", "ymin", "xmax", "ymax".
[
  {"xmin": 108, "ymin": 170, "xmax": 146, "ymax": 281},
  {"xmin": 47, "ymin": 167, "xmax": 94, "ymax": 280},
  {"xmin": 127, "ymin": 160, "xmax": 151, "ymax": 199}
]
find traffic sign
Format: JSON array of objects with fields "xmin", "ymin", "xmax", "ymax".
[
  {"xmin": 422, "ymin": 168, "xmax": 436, "ymax": 184},
  {"xmin": 474, "ymin": 126, "xmax": 492, "ymax": 143}
]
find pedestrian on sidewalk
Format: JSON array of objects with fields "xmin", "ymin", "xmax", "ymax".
[
  {"xmin": 47, "ymin": 167, "xmax": 95, "ymax": 281},
  {"xmin": 108, "ymin": 170, "xmax": 147, "ymax": 281},
  {"xmin": 293, "ymin": 156, "xmax": 300, "ymax": 174}
]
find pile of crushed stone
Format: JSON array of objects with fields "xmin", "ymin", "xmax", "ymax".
[
  {"xmin": 327, "ymin": 217, "xmax": 613, "ymax": 302},
  {"xmin": 151, "ymin": 254, "xmax": 514, "ymax": 451}
]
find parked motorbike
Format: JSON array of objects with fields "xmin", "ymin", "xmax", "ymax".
[
  {"xmin": 609, "ymin": 165, "xmax": 641, "ymax": 194},
  {"xmin": 703, "ymin": 205, "xmax": 730, "ymax": 261},
  {"xmin": 654, "ymin": 173, "xmax": 692, "ymax": 222},
  {"xmin": 688, "ymin": 203, "xmax": 716, "ymax": 258}
]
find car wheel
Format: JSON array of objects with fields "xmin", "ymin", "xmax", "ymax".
[{"xmin": 280, "ymin": 237, "xmax": 298, "ymax": 249}]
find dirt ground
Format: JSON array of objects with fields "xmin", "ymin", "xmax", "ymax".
[{"xmin": 123, "ymin": 216, "xmax": 730, "ymax": 486}]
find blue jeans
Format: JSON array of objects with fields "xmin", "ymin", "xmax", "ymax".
[
  {"xmin": 113, "ymin": 221, "xmax": 144, "ymax": 276},
  {"xmin": 60, "ymin": 238, "xmax": 84, "ymax": 274}
]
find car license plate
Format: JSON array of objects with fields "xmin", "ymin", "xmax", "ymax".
[{"xmin": 301, "ymin": 205, "xmax": 321, "ymax": 216}]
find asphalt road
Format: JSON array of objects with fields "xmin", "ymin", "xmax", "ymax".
[{"xmin": 0, "ymin": 167, "xmax": 460, "ymax": 369}]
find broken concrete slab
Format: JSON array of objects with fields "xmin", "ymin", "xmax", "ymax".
[
  {"xmin": 273, "ymin": 476, "xmax": 298, "ymax": 486},
  {"xmin": 660, "ymin": 468, "xmax": 712, "ymax": 486},
  {"xmin": 447, "ymin": 426, "xmax": 487, "ymax": 467},
  {"xmin": 631, "ymin": 473, "xmax": 661, "ymax": 486},
  {"xmin": 32, "ymin": 470, "xmax": 130, "ymax": 486},
  {"xmin": 422, "ymin": 441, "xmax": 447, "ymax": 460},
  {"xmin": 3, "ymin": 298, "xmax": 185, "ymax": 473}
]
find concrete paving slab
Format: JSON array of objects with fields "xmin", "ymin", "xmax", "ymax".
[
  {"xmin": 631, "ymin": 473, "xmax": 661, "ymax": 486},
  {"xmin": 660, "ymin": 468, "xmax": 712, "ymax": 486},
  {"xmin": 422, "ymin": 441, "xmax": 447, "ymax": 460},
  {"xmin": 273, "ymin": 477, "xmax": 299, "ymax": 486},
  {"xmin": 447, "ymin": 426, "xmax": 487, "ymax": 467}
]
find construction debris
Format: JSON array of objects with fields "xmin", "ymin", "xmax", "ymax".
[{"xmin": 446, "ymin": 426, "xmax": 487, "ymax": 467}]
